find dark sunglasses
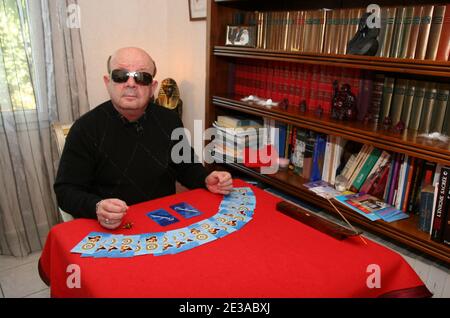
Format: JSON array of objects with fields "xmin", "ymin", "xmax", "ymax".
[{"xmin": 110, "ymin": 69, "xmax": 153, "ymax": 86}]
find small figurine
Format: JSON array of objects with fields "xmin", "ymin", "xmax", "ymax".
[
  {"xmin": 347, "ymin": 12, "xmax": 380, "ymax": 56},
  {"xmin": 331, "ymin": 81, "xmax": 358, "ymax": 121},
  {"xmin": 382, "ymin": 116, "xmax": 392, "ymax": 130},
  {"xmin": 156, "ymin": 78, "xmax": 183, "ymax": 118},
  {"xmin": 394, "ymin": 120, "xmax": 405, "ymax": 133},
  {"xmin": 279, "ymin": 98, "xmax": 289, "ymax": 110},
  {"xmin": 299, "ymin": 100, "xmax": 307, "ymax": 113}
]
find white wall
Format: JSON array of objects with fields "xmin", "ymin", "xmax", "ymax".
[{"xmin": 78, "ymin": 0, "xmax": 206, "ymax": 138}]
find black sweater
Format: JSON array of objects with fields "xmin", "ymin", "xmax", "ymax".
[{"xmin": 54, "ymin": 101, "xmax": 208, "ymax": 219}]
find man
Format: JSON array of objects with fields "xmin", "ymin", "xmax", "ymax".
[{"xmin": 54, "ymin": 47, "xmax": 232, "ymax": 229}]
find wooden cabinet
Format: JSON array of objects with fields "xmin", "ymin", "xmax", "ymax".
[{"xmin": 205, "ymin": 0, "xmax": 450, "ymax": 264}]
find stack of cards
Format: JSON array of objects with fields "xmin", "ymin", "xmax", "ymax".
[{"xmin": 71, "ymin": 187, "xmax": 256, "ymax": 258}]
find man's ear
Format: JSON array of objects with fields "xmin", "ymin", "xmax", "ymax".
[
  {"xmin": 103, "ymin": 74, "xmax": 110, "ymax": 88},
  {"xmin": 151, "ymin": 80, "xmax": 159, "ymax": 96}
]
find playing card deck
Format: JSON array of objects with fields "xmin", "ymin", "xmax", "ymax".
[{"xmin": 71, "ymin": 187, "xmax": 256, "ymax": 258}]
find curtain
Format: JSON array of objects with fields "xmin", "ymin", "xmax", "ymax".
[{"xmin": 0, "ymin": 0, "xmax": 89, "ymax": 256}]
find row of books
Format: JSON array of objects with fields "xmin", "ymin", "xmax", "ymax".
[
  {"xmin": 378, "ymin": 77, "xmax": 450, "ymax": 134},
  {"xmin": 211, "ymin": 114, "xmax": 449, "ymax": 242},
  {"xmin": 233, "ymin": 60, "xmax": 450, "ymax": 135},
  {"xmin": 238, "ymin": 4, "xmax": 449, "ymax": 61},
  {"xmin": 234, "ymin": 60, "xmax": 361, "ymax": 115}
]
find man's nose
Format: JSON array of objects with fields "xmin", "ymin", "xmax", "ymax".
[{"xmin": 125, "ymin": 75, "xmax": 137, "ymax": 87}]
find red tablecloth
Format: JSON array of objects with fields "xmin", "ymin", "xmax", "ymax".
[{"xmin": 39, "ymin": 180, "xmax": 431, "ymax": 298}]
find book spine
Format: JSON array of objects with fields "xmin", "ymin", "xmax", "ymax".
[
  {"xmin": 389, "ymin": 78, "xmax": 408, "ymax": 125},
  {"xmin": 436, "ymin": 4, "xmax": 450, "ymax": 61},
  {"xmin": 418, "ymin": 82, "xmax": 438, "ymax": 134},
  {"xmin": 351, "ymin": 148, "xmax": 382, "ymax": 192},
  {"xmin": 414, "ymin": 5, "xmax": 434, "ymax": 59},
  {"xmin": 389, "ymin": 6, "xmax": 405, "ymax": 58},
  {"xmin": 405, "ymin": 6, "xmax": 423, "ymax": 59},
  {"xmin": 379, "ymin": 77, "xmax": 396, "ymax": 121},
  {"xmin": 431, "ymin": 166, "xmax": 450, "ymax": 242},
  {"xmin": 400, "ymin": 80, "xmax": 416, "ymax": 128},
  {"xmin": 425, "ymin": 5, "xmax": 447, "ymax": 60},
  {"xmin": 398, "ymin": 6, "xmax": 414, "ymax": 59},
  {"xmin": 418, "ymin": 185, "xmax": 436, "ymax": 232},
  {"xmin": 380, "ymin": 7, "xmax": 397, "ymax": 57},
  {"xmin": 430, "ymin": 83, "xmax": 450, "ymax": 133}
]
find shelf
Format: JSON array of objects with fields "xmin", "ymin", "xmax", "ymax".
[
  {"xmin": 212, "ymin": 95, "xmax": 450, "ymax": 165},
  {"xmin": 214, "ymin": 46, "xmax": 450, "ymax": 78},
  {"xmin": 224, "ymin": 162, "xmax": 450, "ymax": 264}
]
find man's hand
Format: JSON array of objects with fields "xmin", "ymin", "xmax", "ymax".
[
  {"xmin": 96, "ymin": 198, "xmax": 128, "ymax": 229},
  {"xmin": 205, "ymin": 171, "xmax": 233, "ymax": 195}
]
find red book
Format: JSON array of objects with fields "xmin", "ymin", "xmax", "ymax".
[{"xmin": 436, "ymin": 4, "xmax": 450, "ymax": 61}]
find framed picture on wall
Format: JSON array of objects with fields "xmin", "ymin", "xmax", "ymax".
[{"xmin": 188, "ymin": 0, "xmax": 207, "ymax": 21}]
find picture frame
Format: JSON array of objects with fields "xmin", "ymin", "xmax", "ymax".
[
  {"xmin": 225, "ymin": 25, "xmax": 257, "ymax": 47},
  {"xmin": 188, "ymin": 0, "xmax": 207, "ymax": 21}
]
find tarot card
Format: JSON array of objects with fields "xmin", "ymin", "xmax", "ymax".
[
  {"xmin": 108, "ymin": 235, "xmax": 141, "ymax": 258},
  {"xmin": 210, "ymin": 214, "xmax": 238, "ymax": 233},
  {"xmin": 135, "ymin": 232, "xmax": 164, "ymax": 256},
  {"xmin": 88, "ymin": 234, "xmax": 115, "ymax": 258},
  {"xmin": 170, "ymin": 202, "xmax": 203, "ymax": 219},
  {"xmin": 147, "ymin": 209, "xmax": 179, "ymax": 226},
  {"xmin": 71, "ymin": 232, "xmax": 109, "ymax": 255},
  {"xmin": 102, "ymin": 234, "xmax": 124, "ymax": 258},
  {"xmin": 219, "ymin": 202, "xmax": 255, "ymax": 218},
  {"xmin": 187, "ymin": 223, "xmax": 217, "ymax": 246},
  {"xmin": 164, "ymin": 228, "xmax": 199, "ymax": 254},
  {"xmin": 216, "ymin": 210, "xmax": 252, "ymax": 231},
  {"xmin": 199, "ymin": 217, "xmax": 232, "ymax": 239},
  {"xmin": 227, "ymin": 187, "xmax": 254, "ymax": 197}
]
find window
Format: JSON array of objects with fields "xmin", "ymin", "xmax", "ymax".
[{"xmin": 0, "ymin": 0, "xmax": 36, "ymax": 112}]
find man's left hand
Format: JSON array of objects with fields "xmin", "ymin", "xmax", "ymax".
[{"xmin": 205, "ymin": 171, "xmax": 233, "ymax": 195}]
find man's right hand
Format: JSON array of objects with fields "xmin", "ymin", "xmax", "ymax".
[{"xmin": 96, "ymin": 198, "xmax": 128, "ymax": 229}]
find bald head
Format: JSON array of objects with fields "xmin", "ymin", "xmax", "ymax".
[
  {"xmin": 103, "ymin": 47, "xmax": 159, "ymax": 121},
  {"xmin": 107, "ymin": 47, "xmax": 157, "ymax": 76}
]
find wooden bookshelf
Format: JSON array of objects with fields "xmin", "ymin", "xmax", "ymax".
[
  {"xmin": 224, "ymin": 162, "xmax": 450, "ymax": 263},
  {"xmin": 214, "ymin": 46, "xmax": 450, "ymax": 78},
  {"xmin": 213, "ymin": 95, "xmax": 450, "ymax": 164},
  {"xmin": 206, "ymin": 0, "xmax": 450, "ymax": 264}
]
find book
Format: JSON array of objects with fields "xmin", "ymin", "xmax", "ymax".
[
  {"xmin": 405, "ymin": 6, "xmax": 423, "ymax": 59},
  {"xmin": 418, "ymin": 82, "xmax": 438, "ymax": 133},
  {"xmin": 379, "ymin": 7, "xmax": 397, "ymax": 58},
  {"xmin": 389, "ymin": 78, "xmax": 408, "ymax": 124},
  {"xmin": 414, "ymin": 5, "xmax": 434, "ymax": 59},
  {"xmin": 217, "ymin": 115, "xmax": 262, "ymax": 128},
  {"xmin": 400, "ymin": 80, "xmax": 416, "ymax": 128},
  {"xmin": 430, "ymin": 83, "xmax": 450, "ymax": 133},
  {"xmin": 436, "ymin": 4, "xmax": 450, "ymax": 61},
  {"xmin": 431, "ymin": 166, "xmax": 450, "ymax": 242},
  {"xmin": 360, "ymin": 151, "xmax": 391, "ymax": 194},
  {"xmin": 310, "ymin": 134, "xmax": 327, "ymax": 182},
  {"xmin": 379, "ymin": 77, "xmax": 395, "ymax": 120},
  {"xmin": 389, "ymin": 6, "xmax": 405, "ymax": 58},
  {"xmin": 398, "ymin": 6, "xmax": 415, "ymax": 59},
  {"xmin": 350, "ymin": 147, "xmax": 382, "ymax": 192},
  {"xmin": 302, "ymin": 131, "xmax": 316, "ymax": 180},
  {"xmin": 442, "ymin": 98, "xmax": 450, "ymax": 136},
  {"xmin": 418, "ymin": 184, "xmax": 436, "ymax": 232},
  {"xmin": 425, "ymin": 5, "xmax": 447, "ymax": 60},
  {"xmin": 408, "ymin": 81, "xmax": 426, "ymax": 130},
  {"xmin": 335, "ymin": 193, "xmax": 408, "ymax": 222}
]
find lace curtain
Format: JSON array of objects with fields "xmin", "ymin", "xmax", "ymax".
[{"xmin": 0, "ymin": 0, "xmax": 89, "ymax": 256}]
